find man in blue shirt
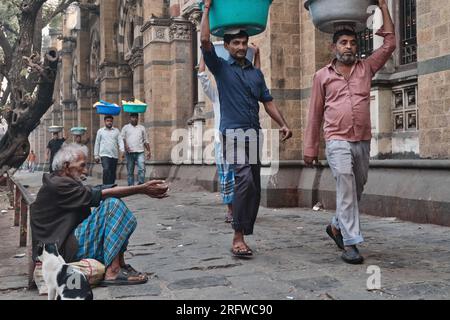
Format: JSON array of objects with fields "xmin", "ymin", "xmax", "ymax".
[{"xmin": 201, "ymin": 0, "xmax": 292, "ymax": 257}]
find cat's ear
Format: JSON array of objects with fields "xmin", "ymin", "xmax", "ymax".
[
  {"xmin": 46, "ymin": 243, "xmax": 59, "ymax": 256},
  {"xmin": 36, "ymin": 242, "xmax": 44, "ymax": 256}
]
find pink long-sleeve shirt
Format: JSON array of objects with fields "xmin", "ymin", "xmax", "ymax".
[{"xmin": 304, "ymin": 29, "xmax": 396, "ymax": 158}]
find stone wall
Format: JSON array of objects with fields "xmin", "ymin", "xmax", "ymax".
[{"xmin": 417, "ymin": 0, "xmax": 450, "ymax": 158}]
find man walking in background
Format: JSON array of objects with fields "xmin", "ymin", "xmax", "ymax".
[
  {"xmin": 121, "ymin": 113, "xmax": 150, "ymax": 186},
  {"xmin": 94, "ymin": 115, "xmax": 124, "ymax": 185},
  {"xmin": 46, "ymin": 132, "xmax": 65, "ymax": 173}
]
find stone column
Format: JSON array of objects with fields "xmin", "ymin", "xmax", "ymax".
[
  {"xmin": 99, "ymin": 0, "xmax": 123, "ymax": 128},
  {"xmin": 75, "ymin": 5, "xmax": 95, "ymax": 155},
  {"xmin": 184, "ymin": 3, "xmax": 204, "ymax": 164},
  {"xmin": 142, "ymin": 16, "xmax": 194, "ymax": 162},
  {"xmin": 417, "ymin": 0, "xmax": 450, "ymax": 158}
]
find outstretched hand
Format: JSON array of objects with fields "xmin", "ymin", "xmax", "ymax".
[
  {"xmin": 141, "ymin": 180, "xmax": 169, "ymax": 199},
  {"xmin": 203, "ymin": 0, "xmax": 212, "ymax": 7}
]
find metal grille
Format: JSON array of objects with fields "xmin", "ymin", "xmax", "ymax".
[
  {"xmin": 400, "ymin": 0, "xmax": 417, "ymax": 64},
  {"xmin": 357, "ymin": 28, "xmax": 373, "ymax": 59}
]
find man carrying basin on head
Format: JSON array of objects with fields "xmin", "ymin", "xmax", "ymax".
[
  {"xmin": 200, "ymin": 0, "xmax": 292, "ymax": 258},
  {"xmin": 303, "ymin": 0, "xmax": 396, "ymax": 264}
]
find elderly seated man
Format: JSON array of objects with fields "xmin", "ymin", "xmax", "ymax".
[{"xmin": 31, "ymin": 143, "xmax": 168, "ymax": 285}]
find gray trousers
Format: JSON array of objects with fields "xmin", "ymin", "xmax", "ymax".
[
  {"xmin": 325, "ymin": 140, "xmax": 370, "ymax": 246},
  {"xmin": 223, "ymin": 134, "xmax": 262, "ymax": 235}
]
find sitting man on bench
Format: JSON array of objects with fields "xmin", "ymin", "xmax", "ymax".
[{"xmin": 31, "ymin": 143, "xmax": 168, "ymax": 285}]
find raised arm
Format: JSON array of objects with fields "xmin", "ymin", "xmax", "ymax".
[
  {"xmin": 198, "ymin": 55, "xmax": 218, "ymax": 102},
  {"xmin": 250, "ymin": 42, "xmax": 261, "ymax": 69},
  {"xmin": 366, "ymin": 0, "xmax": 397, "ymax": 74},
  {"xmin": 200, "ymin": 0, "xmax": 213, "ymax": 52},
  {"xmin": 378, "ymin": 0, "xmax": 394, "ymax": 33}
]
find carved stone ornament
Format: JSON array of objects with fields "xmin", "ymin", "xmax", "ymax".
[
  {"xmin": 169, "ymin": 22, "xmax": 191, "ymax": 41},
  {"xmin": 129, "ymin": 47, "xmax": 143, "ymax": 69}
]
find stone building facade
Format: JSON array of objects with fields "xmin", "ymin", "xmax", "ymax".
[{"xmin": 29, "ymin": 0, "xmax": 450, "ymax": 225}]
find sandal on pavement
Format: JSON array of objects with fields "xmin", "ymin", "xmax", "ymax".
[
  {"xmin": 100, "ymin": 267, "xmax": 148, "ymax": 286},
  {"xmin": 231, "ymin": 246, "xmax": 253, "ymax": 257},
  {"xmin": 123, "ymin": 264, "xmax": 147, "ymax": 277}
]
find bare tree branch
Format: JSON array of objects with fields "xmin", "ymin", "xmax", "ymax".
[
  {"xmin": 0, "ymin": 28, "xmax": 13, "ymax": 65},
  {"xmin": 43, "ymin": 0, "xmax": 78, "ymax": 27}
]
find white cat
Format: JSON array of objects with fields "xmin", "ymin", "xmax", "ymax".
[{"xmin": 37, "ymin": 243, "xmax": 93, "ymax": 300}]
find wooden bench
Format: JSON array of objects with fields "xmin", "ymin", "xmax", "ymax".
[{"xmin": 7, "ymin": 174, "xmax": 36, "ymax": 289}]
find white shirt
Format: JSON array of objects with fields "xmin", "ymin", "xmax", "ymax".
[
  {"xmin": 198, "ymin": 72, "xmax": 220, "ymax": 143},
  {"xmin": 121, "ymin": 123, "xmax": 148, "ymax": 153},
  {"xmin": 94, "ymin": 127, "xmax": 124, "ymax": 159}
]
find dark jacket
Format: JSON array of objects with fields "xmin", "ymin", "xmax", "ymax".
[{"xmin": 30, "ymin": 173, "xmax": 103, "ymax": 262}]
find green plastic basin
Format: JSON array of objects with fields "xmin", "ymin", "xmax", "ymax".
[
  {"xmin": 123, "ymin": 104, "xmax": 147, "ymax": 113},
  {"xmin": 202, "ymin": 0, "xmax": 273, "ymax": 37}
]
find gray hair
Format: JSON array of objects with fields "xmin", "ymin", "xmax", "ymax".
[{"xmin": 52, "ymin": 143, "xmax": 88, "ymax": 172}]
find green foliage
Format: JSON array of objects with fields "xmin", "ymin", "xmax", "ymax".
[{"xmin": 0, "ymin": 0, "xmax": 20, "ymax": 59}]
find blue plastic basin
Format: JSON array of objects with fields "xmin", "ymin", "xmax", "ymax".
[
  {"xmin": 202, "ymin": 0, "xmax": 273, "ymax": 37},
  {"xmin": 96, "ymin": 104, "xmax": 121, "ymax": 116}
]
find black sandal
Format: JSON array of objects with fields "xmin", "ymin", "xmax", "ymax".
[
  {"xmin": 100, "ymin": 267, "xmax": 148, "ymax": 286},
  {"xmin": 123, "ymin": 264, "xmax": 146, "ymax": 277},
  {"xmin": 231, "ymin": 246, "xmax": 253, "ymax": 257}
]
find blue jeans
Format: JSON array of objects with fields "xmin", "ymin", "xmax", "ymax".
[{"xmin": 126, "ymin": 152, "xmax": 145, "ymax": 186}]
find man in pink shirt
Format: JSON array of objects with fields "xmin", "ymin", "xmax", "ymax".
[{"xmin": 304, "ymin": 0, "xmax": 396, "ymax": 264}]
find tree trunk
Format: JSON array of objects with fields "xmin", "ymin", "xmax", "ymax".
[
  {"xmin": 0, "ymin": 48, "xmax": 59, "ymax": 174},
  {"xmin": 0, "ymin": 0, "xmax": 55, "ymax": 174}
]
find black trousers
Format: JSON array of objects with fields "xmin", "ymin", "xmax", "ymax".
[
  {"xmin": 101, "ymin": 156, "xmax": 118, "ymax": 185},
  {"xmin": 223, "ymin": 133, "xmax": 262, "ymax": 235}
]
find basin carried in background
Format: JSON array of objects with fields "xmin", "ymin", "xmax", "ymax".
[
  {"xmin": 122, "ymin": 99, "xmax": 148, "ymax": 113},
  {"xmin": 304, "ymin": 0, "xmax": 379, "ymax": 34},
  {"xmin": 48, "ymin": 126, "xmax": 63, "ymax": 133},
  {"xmin": 70, "ymin": 127, "xmax": 87, "ymax": 135},
  {"xmin": 94, "ymin": 100, "xmax": 121, "ymax": 116},
  {"xmin": 202, "ymin": 0, "xmax": 273, "ymax": 37}
]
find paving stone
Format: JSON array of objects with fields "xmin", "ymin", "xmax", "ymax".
[
  {"xmin": 108, "ymin": 282, "xmax": 162, "ymax": 299},
  {"xmin": 290, "ymin": 276, "xmax": 342, "ymax": 292},
  {"xmin": 168, "ymin": 276, "xmax": 231, "ymax": 290}
]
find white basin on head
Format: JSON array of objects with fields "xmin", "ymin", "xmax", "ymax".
[{"xmin": 304, "ymin": 0, "xmax": 379, "ymax": 34}]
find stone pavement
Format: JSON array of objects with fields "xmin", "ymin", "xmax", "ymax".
[{"xmin": 1, "ymin": 171, "xmax": 450, "ymax": 300}]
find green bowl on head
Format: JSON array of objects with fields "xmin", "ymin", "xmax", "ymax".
[{"xmin": 201, "ymin": 0, "xmax": 273, "ymax": 37}]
